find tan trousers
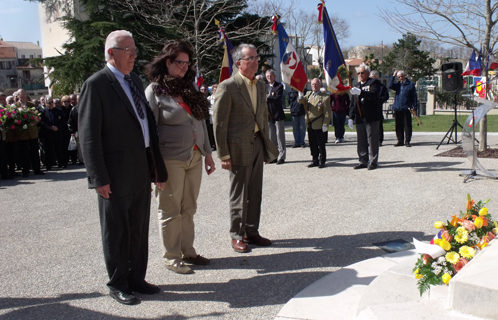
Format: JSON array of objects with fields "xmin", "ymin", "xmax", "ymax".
[{"xmin": 155, "ymin": 150, "xmax": 202, "ymax": 264}]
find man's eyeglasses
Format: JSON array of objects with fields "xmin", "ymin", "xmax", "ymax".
[
  {"xmin": 358, "ymin": 72, "xmax": 366, "ymax": 74},
  {"xmin": 239, "ymin": 56, "xmax": 260, "ymax": 62},
  {"xmin": 174, "ymin": 60, "xmax": 192, "ymax": 67},
  {"xmin": 112, "ymin": 47, "xmax": 139, "ymax": 55}
]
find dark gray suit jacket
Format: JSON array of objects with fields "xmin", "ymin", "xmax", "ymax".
[{"xmin": 78, "ymin": 66, "xmax": 167, "ymax": 197}]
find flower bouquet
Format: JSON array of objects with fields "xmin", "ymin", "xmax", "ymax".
[
  {"xmin": 0, "ymin": 104, "xmax": 40, "ymax": 132},
  {"xmin": 0, "ymin": 105, "xmax": 20, "ymax": 131},
  {"xmin": 15, "ymin": 104, "xmax": 41, "ymax": 130},
  {"xmin": 413, "ymin": 194, "xmax": 497, "ymax": 296}
]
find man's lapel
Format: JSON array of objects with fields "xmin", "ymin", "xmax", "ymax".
[
  {"xmin": 103, "ymin": 66, "xmax": 142, "ymax": 123},
  {"xmin": 234, "ymin": 73, "xmax": 255, "ymax": 114}
]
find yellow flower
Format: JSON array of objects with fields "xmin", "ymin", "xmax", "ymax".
[
  {"xmin": 455, "ymin": 231, "xmax": 469, "ymax": 244},
  {"xmin": 475, "ymin": 217, "xmax": 484, "ymax": 229},
  {"xmin": 459, "ymin": 246, "xmax": 475, "ymax": 259},
  {"xmin": 479, "ymin": 207, "xmax": 488, "ymax": 216},
  {"xmin": 456, "ymin": 226, "xmax": 467, "ymax": 234},
  {"xmin": 494, "ymin": 221, "xmax": 498, "ymax": 229},
  {"xmin": 442, "ymin": 273, "xmax": 452, "ymax": 285},
  {"xmin": 438, "ymin": 239, "xmax": 452, "ymax": 251},
  {"xmin": 446, "ymin": 251, "xmax": 460, "ymax": 264},
  {"xmin": 414, "ymin": 268, "xmax": 423, "ymax": 279},
  {"xmin": 434, "ymin": 221, "xmax": 445, "ymax": 229}
]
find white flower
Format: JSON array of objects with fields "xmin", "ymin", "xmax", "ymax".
[
  {"xmin": 437, "ymin": 257, "xmax": 446, "ymax": 264},
  {"xmin": 431, "ymin": 262, "xmax": 438, "ymax": 268},
  {"xmin": 433, "ymin": 266, "xmax": 442, "ymax": 275}
]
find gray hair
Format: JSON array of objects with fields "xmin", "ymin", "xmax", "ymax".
[
  {"xmin": 232, "ymin": 43, "xmax": 256, "ymax": 62},
  {"xmin": 104, "ymin": 30, "xmax": 133, "ymax": 61},
  {"xmin": 370, "ymin": 70, "xmax": 379, "ymax": 78},
  {"xmin": 358, "ymin": 63, "xmax": 370, "ymax": 73},
  {"xmin": 6, "ymin": 96, "xmax": 14, "ymax": 104},
  {"xmin": 266, "ymin": 69, "xmax": 276, "ymax": 76},
  {"xmin": 397, "ymin": 70, "xmax": 406, "ymax": 76}
]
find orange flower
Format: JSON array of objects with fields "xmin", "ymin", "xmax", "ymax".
[
  {"xmin": 450, "ymin": 215, "xmax": 459, "ymax": 227},
  {"xmin": 466, "ymin": 199, "xmax": 475, "ymax": 211}
]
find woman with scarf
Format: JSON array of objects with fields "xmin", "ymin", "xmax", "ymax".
[{"xmin": 145, "ymin": 40, "xmax": 215, "ymax": 274}]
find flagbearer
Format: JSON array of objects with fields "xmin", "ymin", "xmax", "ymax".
[
  {"xmin": 298, "ymin": 78, "xmax": 331, "ymax": 168},
  {"xmin": 349, "ymin": 64, "xmax": 383, "ymax": 170},
  {"xmin": 265, "ymin": 69, "xmax": 286, "ymax": 164}
]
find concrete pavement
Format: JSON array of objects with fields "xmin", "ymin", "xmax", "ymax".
[{"xmin": 1, "ymin": 132, "xmax": 498, "ymax": 319}]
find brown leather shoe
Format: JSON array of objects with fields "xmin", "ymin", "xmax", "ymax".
[
  {"xmin": 244, "ymin": 235, "xmax": 272, "ymax": 246},
  {"xmin": 231, "ymin": 240, "xmax": 248, "ymax": 253}
]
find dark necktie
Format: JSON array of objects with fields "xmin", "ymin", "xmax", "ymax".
[{"xmin": 124, "ymin": 75, "xmax": 145, "ymax": 119}]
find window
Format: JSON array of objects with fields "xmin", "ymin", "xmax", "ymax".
[{"xmin": 29, "ymin": 55, "xmax": 34, "ymax": 59}]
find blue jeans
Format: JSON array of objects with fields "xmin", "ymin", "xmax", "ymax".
[{"xmin": 292, "ymin": 115, "xmax": 306, "ymax": 146}]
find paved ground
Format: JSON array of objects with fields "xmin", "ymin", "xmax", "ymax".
[{"xmin": 1, "ymin": 132, "xmax": 498, "ymax": 320}]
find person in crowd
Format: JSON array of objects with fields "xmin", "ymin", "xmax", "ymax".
[
  {"xmin": 144, "ymin": 40, "xmax": 215, "ymax": 274},
  {"xmin": 370, "ymin": 70, "xmax": 390, "ymax": 146},
  {"xmin": 6, "ymin": 96, "xmax": 14, "ymax": 105},
  {"xmin": 69, "ymin": 94, "xmax": 78, "ymax": 108},
  {"xmin": 255, "ymin": 74, "xmax": 264, "ymax": 81},
  {"xmin": 61, "ymin": 95, "xmax": 77, "ymax": 164},
  {"xmin": 265, "ymin": 69, "xmax": 286, "ymax": 164},
  {"xmin": 40, "ymin": 95, "xmax": 66, "ymax": 170},
  {"xmin": 349, "ymin": 64, "xmax": 383, "ymax": 170},
  {"xmin": 0, "ymin": 92, "xmax": 13, "ymax": 180},
  {"xmin": 288, "ymin": 88, "xmax": 306, "ymax": 148},
  {"xmin": 67, "ymin": 100, "xmax": 84, "ymax": 165},
  {"xmin": 330, "ymin": 91, "xmax": 350, "ymax": 144},
  {"xmin": 16, "ymin": 89, "xmax": 44, "ymax": 177},
  {"xmin": 214, "ymin": 43, "xmax": 278, "ymax": 253},
  {"xmin": 4, "ymin": 95, "xmax": 18, "ymax": 177},
  {"xmin": 389, "ymin": 70, "xmax": 418, "ymax": 147},
  {"xmin": 78, "ymin": 30, "xmax": 168, "ymax": 305},
  {"xmin": 39, "ymin": 95, "xmax": 46, "ymax": 110},
  {"xmin": 206, "ymin": 84, "xmax": 217, "ymax": 150},
  {"xmin": 298, "ymin": 78, "xmax": 331, "ymax": 168}
]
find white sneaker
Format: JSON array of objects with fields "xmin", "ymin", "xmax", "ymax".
[{"xmin": 334, "ymin": 139, "xmax": 340, "ymax": 144}]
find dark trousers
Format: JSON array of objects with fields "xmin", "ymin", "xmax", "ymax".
[
  {"xmin": 356, "ymin": 121, "xmax": 379, "ymax": 166},
  {"xmin": 308, "ymin": 127, "xmax": 327, "ymax": 164},
  {"xmin": 206, "ymin": 119, "xmax": 216, "ymax": 149},
  {"xmin": 18, "ymin": 138, "xmax": 41, "ymax": 174},
  {"xmin": 333, "ymin": 111, "xmax": 347, "ymax": 139},
  {"xmin": 98, "ymin": 187, "xmax": 151, "ymax": 292},
  {"xmin": 379, "ymin": 117, "xmax": 384, "ymax": 144},
  {"xmin": 394, "ymin": 110, "xmax": 412, "ymax": 144},
  {"xmin": 44, "ymin": 131, "xmax": 66, "ymax": 169},
  {"xmin": 6, "ymin": 141, "xmax": 17, "ymax": 175},
  {"xmin": 229, "ymin": 134, "xmax": 264, "ymax": 240}
]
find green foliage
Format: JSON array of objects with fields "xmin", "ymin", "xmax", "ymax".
[
  {"xmin": 363, "ymin": 53, "xmax": 381, "ymax": 74},
  {"xmin": 308, "ymin": 67, "xmax": 321, "ymax": 80},
  {"xmin": 383, "ymin": 33, "xmax": 436, "ymax": 81}
]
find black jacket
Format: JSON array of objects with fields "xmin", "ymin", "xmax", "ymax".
[
  {"xmin": 288, "ymin": 88, "xmax": 305, "ymax": 117},
  {"xmin": 349, "ymin": 78, "xmax": 383, "ymax": 124},
  {"xmin": 266, "ymin": 81, "xmax": 285, "ymax": 121}
]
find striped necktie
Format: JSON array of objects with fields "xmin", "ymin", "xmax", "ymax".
[{"xmin": 124, "ymin": 75, "xmax": 145, "ymax": 119}]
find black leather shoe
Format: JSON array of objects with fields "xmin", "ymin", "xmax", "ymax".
[
  {"xmin": 244, "ymin": 234, "xmax": 272, "ymax": 246},
  {"xmin": 368, "ymin": 164, "xmax": 378, "ymax": 170},
  {"xmin": 308, "ymin": 162, "xmax": 319, "ymax": 168},
  {"xmin": 394, "ymin": 142, "xmax": 404, "ymax": 147},
  {"xmin": 353, "ymin": 163, "xmax": 368, "ymax": 170},
  {"xmin": 319, "ymin": 163, "xmax": 325, "ymax": 168},
  {"xmin": 109, "ymin": 290, "xmax": 139, "ymax": 305},
  {"xmin": 130, "ymin": 281, "xmax": 161, "ymax": 295},
  {"xmin": 277, "ymin": 159, "xmax": 285, "ymax": 165},
  {"xmin": 405, "ymin": 142, "xmax": 411, "ymax": 147}
]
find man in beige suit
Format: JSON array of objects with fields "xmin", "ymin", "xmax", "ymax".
[
  {"xmin": 298, "ymin": 78, "xmax": 331, "ymax": 168},
  {"xmin": 214, "ymin": 44, "xmax": 278, "ymax": 253}
]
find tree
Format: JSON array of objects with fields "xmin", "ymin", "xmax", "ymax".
[
  {"xmin": 383, "ymin": 33, "xmax": 436, "ymax": 81},
  {"xmin": 379, "ymin": 0, "xmax": 498, "ymax": 150},
  {"xmin": 363, "ymin": 53, "xmax": 381, "ymax": 75}
]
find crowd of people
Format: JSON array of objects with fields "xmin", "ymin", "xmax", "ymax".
[{"xmin": 0, "ymin": 90, "xmax": 82, "ymax": 180}]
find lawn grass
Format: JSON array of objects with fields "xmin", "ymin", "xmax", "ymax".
[{"xmin": 285, "ymin": 113, "xmax": 498, "ymax": 132}]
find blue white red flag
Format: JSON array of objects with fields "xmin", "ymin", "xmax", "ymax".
[
  {"xmin": 486, "ymin": 50, "xmax": 498, "ymax": 71},
  {"xmin": 217, "ymin": 21, "xmax": 236, "ymax": 83},
  {"xmin": 462, "ymin": 50, "xmax": 477, "ymax": 76},
  {"xmin": 317, "ymin": 1, "xmax": 350, "ymax": 92},
  {"xmin": 271, "ymin": 15, "xmax": 308, "ymax": 92},
  {"xmin": 471, "ymin": 49, "xmax": 482, "ymax": 76}
]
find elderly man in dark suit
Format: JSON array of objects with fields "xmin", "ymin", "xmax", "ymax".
[
  {"xmin": 214, "ymin": 44, "xmax": 278, "ymax": 253},
  {"xmin": 265, "ymin": 69, "xmax": 286, "ymax": 164},
  {"xmin": 78, "ymin": 30, "xmax": 168, "ymax": 305}
]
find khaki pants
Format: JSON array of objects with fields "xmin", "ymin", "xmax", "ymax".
[{"xmin": 155, "ymin": 150, "xmax": 202, "ymax": 264}]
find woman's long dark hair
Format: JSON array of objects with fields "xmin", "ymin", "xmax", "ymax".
[{"xmin": 145, "ymin": 40, "xmax": 209, "ymax": 120}]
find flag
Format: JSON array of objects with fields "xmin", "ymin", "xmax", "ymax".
[
  {"xmin": 318, "ymin": 1, "xmax": 350, "ymax": 92},
  {"xmin": 462, "ymin": 50, "xmax": 476, "ymax": 76},
  {"xmin": 271, "ymin": 15, "xmax": 308, "ymax": 92},
  {"xmin": 195, "ymin": 65, "xmax": 204, "ymax": 87},
  {"xmin": 470, "ymin": 49, "xmax": 482, "ymax": 76},
  {"xmin": 216, "ymin": 20, "xmax": 236, "ymax": 83},
  {"xmin": 486, "ymin": 50, "xmax": 498, "ymax": 70}
]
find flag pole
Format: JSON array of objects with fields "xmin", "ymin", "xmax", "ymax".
[{"xmin": 321, "ymin": 0, "xmax": 362, "ymax": 117}]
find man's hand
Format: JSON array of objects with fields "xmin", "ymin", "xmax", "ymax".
[
  {"xmin": 221, "ymin": 159, "xmax": 232, "ymax": 172},
  {"xmin": 154, "ymin": 182, "xmax": 165, "ymax": 190},
  {"xmin": 350, "ymin": 87, "xmax": 361, "ymax": 96},
  {"xmin": 298, "ymin": 92, "xmax": 303, "ymax": 100},
  {"xmin": 51, "ymin": 126, "xmax": 58, "ymax": 132},
  {"xmin": 322, "ymin": 125, "xmax": 328, "ymax": 132},
  {"xmin": 348, "ymin": 119, "xmax": 354, "ymax": 130},
  {"xmin": 96, "ymin": 184, "xmax": 112, "ymax": 199},
  {"xmin": 393, "ymin": 70, "xmax": 398, "ymax": 77},
  {"xmin": 205, "ymin": 154, "xmax": 216, "ymax": 175}
]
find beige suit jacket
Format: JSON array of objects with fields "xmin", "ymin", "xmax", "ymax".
[
  {"xmin": 298, "ymin": 91, "xmax": 332, "ymax": 130},
  {"xmin": 214, "ymin": 73, "xmax": 278, "ymax": 166}
]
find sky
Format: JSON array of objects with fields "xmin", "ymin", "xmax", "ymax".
[{"xmin": 0, "ymin": 0, "xmax": 404, "ymax": 48}]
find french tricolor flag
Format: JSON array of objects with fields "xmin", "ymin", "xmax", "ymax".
[
  {"xmin": 272, "ymin": 15, "xmax": 308, "ymax": 93},
  {"xmin": 217, "ymin": 23, "xmax": 236, "ymax": 83}
]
